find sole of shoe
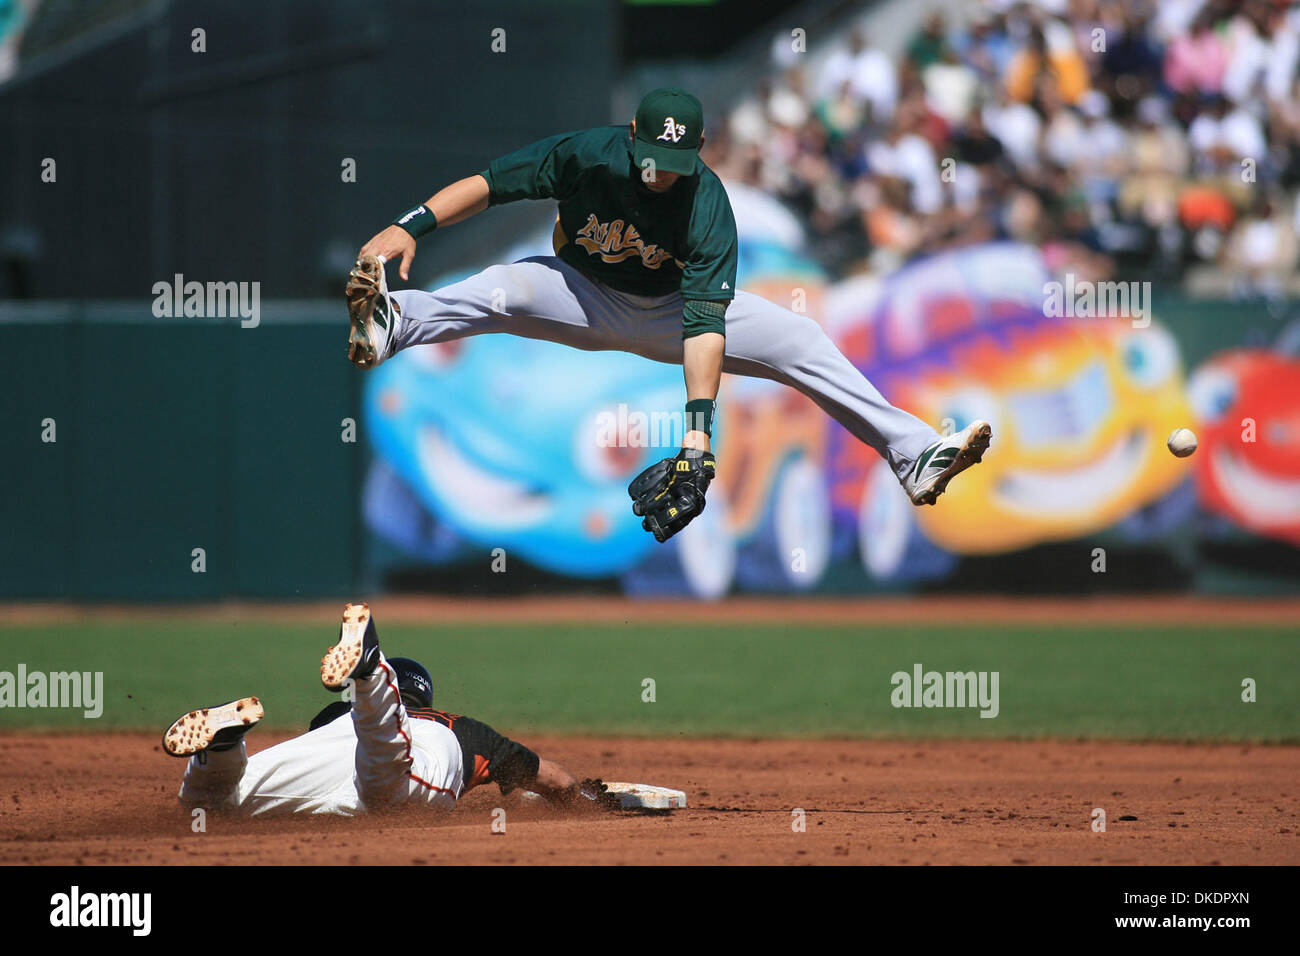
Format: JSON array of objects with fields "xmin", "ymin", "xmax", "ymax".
[
  {"xmin": 910, "ymin": 421, "xmax": 992, "ymax": 506},
  {"xmin": 346, "ymin": 256, "xmax": 385, "ymax": 368},
  {"xmin": 162, "ymin": 696, "xmax": 263, "ymax": 757},
  {"xmin": 321, "ymin": 602, "xmax": 372, "ymax": 691}
]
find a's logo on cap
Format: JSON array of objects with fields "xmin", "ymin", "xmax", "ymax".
[{"xmin": 657, "ymin": 116, "xmax": 687, "ymax": 143}]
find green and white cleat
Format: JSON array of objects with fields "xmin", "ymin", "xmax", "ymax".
[
  {"xmin": 901, "ymin": 421, "xmax": 992, "ymax": 506},
  {"xmin": 346, "ymin": 254, "xmax": 400, "ymax": 369}
]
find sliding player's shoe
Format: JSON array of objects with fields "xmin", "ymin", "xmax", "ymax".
[
  {"xmin": 162, "ymin": 697, "xmax": 264, "ymax": 757},
  {"xmin": 321, "ymin": 602, "xmax": 381, "ymax": 690}
]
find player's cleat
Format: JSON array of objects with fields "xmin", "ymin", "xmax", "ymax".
[
  {"xmin": 901, "ymin": 421, "xmax": 992, "ymax": 506},
  {"xmin": 346, "ymin": 254, "xmax": 401, "ymax": 369},
  {"xmin": 321, "ymin": 602, "xmax": 381, "ymax": 690},
  {"xmin": 162, "ymin": 697, "xmax": 264, "ymax": 758}
]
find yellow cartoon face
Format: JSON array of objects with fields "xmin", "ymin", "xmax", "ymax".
[{"xmin": 897, "ymin": 319, "xmax": 1194, "ymax": 553}]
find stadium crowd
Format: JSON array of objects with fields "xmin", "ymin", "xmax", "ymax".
[{"xmin": 703, "ymin": 0, "xmax": 1300, "ymax": 299}]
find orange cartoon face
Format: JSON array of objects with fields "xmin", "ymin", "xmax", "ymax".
[
  {"xmin": 888, "ymin": 318, "xmax": 1194, "ymax": 553},
  {"xmin": 1188, "ymin": 350, "xmax": 1300, "ymax": 545},
  {"xmin": 716, "ymin": 377, "xmax": 826, "ymax": 537},
  {"xmin": 715, "ymin": 273, "xmax": 827, "ymax": 539}
]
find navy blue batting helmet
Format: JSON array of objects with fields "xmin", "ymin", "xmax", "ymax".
[{"xmin": 387, "ymin": 657, "xmax": 433, "ymax": 710}]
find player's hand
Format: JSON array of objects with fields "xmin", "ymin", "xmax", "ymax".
[
  {"xmin": 628, "ymin": 448, "xmax": 716, "ymax": 543},
  {"xmin": 574, "ymin": 778, "xmax": 622, "ymax": 812},
  {"xmin": 358, "ymin": 225, "xmax": 417, "ymax": 281}
]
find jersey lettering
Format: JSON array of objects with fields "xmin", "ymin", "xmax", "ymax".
[{"xmin": 575, "ymin": 213, "xmax": 676, "ymax": 269}]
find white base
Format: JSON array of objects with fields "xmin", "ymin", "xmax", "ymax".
[{"xmin": 604, "ymin": 782, "xmax": 687, "ymax": 810}]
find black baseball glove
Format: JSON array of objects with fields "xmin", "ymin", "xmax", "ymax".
[{"xmin": 628, "ymin": 448, "xmax": 716, "ymax": 542}]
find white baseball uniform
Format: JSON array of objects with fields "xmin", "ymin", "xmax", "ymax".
[{"xmin": 177, "ymin": 655, "xmax": 462, "ymax": 817}]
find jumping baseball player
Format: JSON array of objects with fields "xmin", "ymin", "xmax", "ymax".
[
  {"xmin": 346, "ymin": 87, "xmax": 991, "ymax": 542},
  {"xmin": 162, "ymin": 603, "xmax": 614, "ymax": 816}
]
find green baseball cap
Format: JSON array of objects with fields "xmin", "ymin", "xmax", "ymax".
[{"xmin": 633, "ymin": 87, "xmax": 704, "ymax": 177}]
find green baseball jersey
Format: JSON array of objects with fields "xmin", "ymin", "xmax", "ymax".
[{"xmin": 479, "ymin": 126, "xmax": 737, "ymax": 332}]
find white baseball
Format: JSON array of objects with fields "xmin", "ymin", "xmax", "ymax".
[{"xmin": 1167, "ymin": 427, "xmax": 1198, "ymax": 458}]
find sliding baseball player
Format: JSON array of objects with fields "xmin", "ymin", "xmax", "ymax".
[
  {"xmin": 346, "ymin": 87, "xmax": 990, "ymax": 542},
  {"xmin": 163, "ymin": 603, "xmax": 615, "ymax": 816}
]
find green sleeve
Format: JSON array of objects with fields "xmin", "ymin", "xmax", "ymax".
[
  {"xmin": 479, "ymin": 130, "xmax": 582, "ymax": 205},
  {"xmin": 682, "ymin": 299, "xmax": 728, "ymax": 338},
  {"xmin": 679, "ymin": 177, "xmax": 738, "ymax": 304}
]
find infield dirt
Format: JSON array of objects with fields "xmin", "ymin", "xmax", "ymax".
[{"xmin": 2, "ymin": 733, "xmax": 1296, "ymax": 865}]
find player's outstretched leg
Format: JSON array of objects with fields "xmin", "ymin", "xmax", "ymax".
[
  {"xmin": 346, "ymin": 255, "xmax": 403, "ymax": 368},
  {"xmin": 347, "ymin": 255, "xmax": 639, "ymax": 368},
  {"xmin": 320, "ymin": 603, "xmax": 460, "ymax": 811},
  {"xmin": 642, "ymin": 290, "xmax": 993, "ymax": 506},
  {"xmin": 164, "ymin": 697, "xmax": 263, "ymax": 808}
]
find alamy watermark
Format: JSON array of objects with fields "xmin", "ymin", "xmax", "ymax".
[
  {"xmin": 1043, "ymin": 274, "xmax": 1151, "ymax": 328},
  {"xmin": 596, "ymin": 403, "xmax": 710, "ymax": 447},
  {"xmin": 890, "ymin": 663, "xmax": 999, "ymax": 718},
  {"xmin": 151, "ymin": 273, "xmax": 260, "ymax": 327},
  {"xmin": 49, "ymin": 886, "xmax": 150, "ymax": 936},
  {"xmin": 0, "ymin": 665, "xmax": 103, "ymax": 718}
]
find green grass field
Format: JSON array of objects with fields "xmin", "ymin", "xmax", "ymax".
[{"xmin": 0, "ymin": 620, "xmax": 1295, "ymax": 740}]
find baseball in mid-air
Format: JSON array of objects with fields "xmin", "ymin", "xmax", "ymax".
[{"xmin": 1167, "ymin": 427, "xmax": 1198, "ymax": 458}]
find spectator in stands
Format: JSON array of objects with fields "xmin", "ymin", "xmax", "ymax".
[
  {"xmin": 924, "ymin": 47, "xmax": 981, "ymax": 125},
  {"xmin": 715, "ymin": 0, "xmax": 1300, "ymax": 298},
  {"xmin": 1220, "ymin": 0, "xmax": 1281, "ymax": 105},
  {"xmin": 906, "ymin": 12, "xmax": 950, "ymax": 72},
  {"xmin": 1188, "ymin": 94, "xmax": 1267, "ymax": 177},
  {"xmin": 1165, "ymin": 8, "xmax": 1231, "ymax": 97},
  {"xmin": 1119, "ymin": 96, "xmax": 1191, "ymax": 237},
  {"xmin": 816, "ymin": 79, "xmax": 866, "ymax": 153},
  {"xmin": 818, "ymin": 29, "xmax": 898, "ymax": 125},
  {"xmin": 951, "ymin": 106, "xmax": 1006, "ymax": 171},
  {"xmin": 1005, "ymin": 21, "xmax": 1089, "ymax": 106},
  {"xmin": 1096, "ymin": 6, "xmax": 1163, "ymax": 112},
  {"xmin": 983, "ymin": 85, "xmax": 1042, "ymax": 171},
  {"xmin": 866, "ymin": 102, "xmax": 943, "ymax": 216},
  {"xmin": 1225, "ymin": 192, "xmax": 1296, "ymax": 300},
  {"xmin": 955, "ymin": 9, "xmax": 1015, "ymax": 85}
]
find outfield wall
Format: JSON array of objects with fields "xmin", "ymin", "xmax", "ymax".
[{"xmin": 8, "ymin": 303, "xmax": 359, "ymax": 598}]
